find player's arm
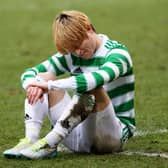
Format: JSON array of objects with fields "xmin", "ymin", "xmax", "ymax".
[
  {"xmin": 20, "ymin": 53, "xmax": 70, "ymax": 90},
  {"xmin": 21, "ymin": 53, "xmax": 70, "ymax": 104},
  {"xmin": 43, "ymin": 49, "xmax": 133, "ymax": 93}
]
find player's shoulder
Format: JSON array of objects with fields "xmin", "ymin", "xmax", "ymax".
[{"xmin": 99, "ymin": 34, "xmax": 127, "ymax": 50}]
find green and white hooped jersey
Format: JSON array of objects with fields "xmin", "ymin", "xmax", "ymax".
[{"xmin": 21, "ymin": 34, "xmax": 135, "ymax": 137}]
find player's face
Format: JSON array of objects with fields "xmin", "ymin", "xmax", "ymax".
[{"xmin": 73, "ymin": 32, "xmax": 98, "ymax": 59}]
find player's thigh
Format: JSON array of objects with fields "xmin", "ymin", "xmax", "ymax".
[
  {"xmin": 63, "ymin": 106, "xmax": 123, "ymax": 153},
  {"xmin": 62, "ymin": 112, "xmax": 97, "ymax": 153},
  {"xmin": 93, "ymin": 108, "xmax": 123, "ymax": 153},
  {"xmin": 37, "ymin": 72, "xmax": 66, "ymax": 108},
  {"xmin": 89, "ymin": 87, "xmax": 111, "ymax": 112}
]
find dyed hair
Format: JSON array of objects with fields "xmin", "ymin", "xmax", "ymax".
[{"xmin": 53, "ymin": 10, "xmax": 95, "ymax": 54}]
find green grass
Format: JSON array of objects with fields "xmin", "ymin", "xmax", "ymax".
[{"xmin": 0, "ymin": 0, "xmax": 168, "ymax": 167}]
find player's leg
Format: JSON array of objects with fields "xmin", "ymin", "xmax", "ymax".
[
  {"xmin": 63, "ymin": 87, "xmax": 124, "ymax": 153},
  {"xmin": 48, "ymin": 88, "xmax": 71, "ymax": 127},
  {"xmin": 3, "ymin": 72, "xmax": 67, "ymax": 158},
  {"xmin": 21, "ymin": 80, "xmax": 72, "ymax": 159},
  {"xmin": 20, "ymin": 92, "xmax": 95, "ymax": 159},
  {"xmin": 90, "ymin": 87, "xmax": 123, "ymax": 153}
]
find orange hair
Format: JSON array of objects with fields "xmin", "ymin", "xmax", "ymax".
[{"xmin": 53, "ymin": 10, "xmax": 95, "ymax": 54}]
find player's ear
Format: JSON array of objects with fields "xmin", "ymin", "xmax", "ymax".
[
  {"xmin": 87, "ymin": 24, "xmax": 95, "ymax": 32},
  {"xmin": 90, "ymin": 24, "xmax": 96, "ymax": 32}
]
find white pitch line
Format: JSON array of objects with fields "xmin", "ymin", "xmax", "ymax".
[
  {"xmin": 134, "ymin": 128, "xmax": 168, "ymax": 137},
  {"xmin": 58, "ymin": 129, "xmax": 168, "ymax": 158},
  {"xmin": 119, "ymin": 128, "xmax": 168, "ymax": 159},
  {"xmin": 119, "ymin": 151, "xmax": 168, "ymax": 159}
]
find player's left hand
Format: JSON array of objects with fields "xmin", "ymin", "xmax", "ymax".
[
  {"xmin": 27, "ymin": 82, "xmax": 48, "ymax": 105},
  {"xmin": 28, "ymin": 81, "xmax": 48, "ymax": 92},
  {"xmin": 26, "ymin": 86, "xmax": 44, "ymax": 105}
]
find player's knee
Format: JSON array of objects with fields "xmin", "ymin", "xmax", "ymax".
[
  {"xmin": 37, "ymin": 72, "xmax": 66, "ymax": 108},
  {"xmin": 89, "ymin": 87, "xmax": 111, "ymax": 112},
  {"xmin": 48, "ymin": 90, "xmax": 66, "ymax": 108},
  {"xmin": 67, "ymin": 94, "xmax": 95, "ymax": 121}
]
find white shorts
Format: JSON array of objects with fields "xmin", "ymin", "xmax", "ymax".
[{"xmin": 62, "ymin": 103, "xmax": 128, "ymax": 153}]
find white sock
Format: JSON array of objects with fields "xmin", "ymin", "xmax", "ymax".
[
  {"xmin": 48, "ymin": 91, "xmax": 71, "ymax": 126},
  {"xmin": 25, "ymin": 122, "xmax": 42, "ymax": 143},
  {"xmin": 24, "ymin": 93, "xmax": 48, "ymax": 142},
  {"xmin": 45, "ymin": 95, "xmax": 81, "ymax": 147}
]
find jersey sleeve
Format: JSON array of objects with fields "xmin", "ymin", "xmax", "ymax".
[
  {"xmin": 21, "ymin": 53, "xmax": 70, "ymax": 89},
  {"xmin": 48, "ymin": 49, "xmax": 133, "ymax": 93}
]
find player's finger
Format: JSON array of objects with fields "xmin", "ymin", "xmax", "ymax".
[
  {"xmin": 32, "ymin": 88, "xmax": 43, "ymax": 104},
  {"xmin": 26, "ymin": 87, "xmax": 34, "ymax": 104},
  {"xmin": 26, "ymin": 87, "xmax": 32, "ymax": 98},
  {"xmin": 28, "ymin": 87, "xmax": 39, "ymax": 104}
]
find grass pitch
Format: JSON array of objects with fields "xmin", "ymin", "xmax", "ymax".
[{"xmin": 0, "ymin": 0, "xmax": 168, "ymax": 167}]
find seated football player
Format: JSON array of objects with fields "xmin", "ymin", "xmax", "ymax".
[{"xmin": 3, "ymin": 10, "xmax": 135, "ymax": 159}]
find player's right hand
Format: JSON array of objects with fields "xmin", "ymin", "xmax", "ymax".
[{"xmin": 26, "ymin": 86, "xmax": 44, "ymax": 105}]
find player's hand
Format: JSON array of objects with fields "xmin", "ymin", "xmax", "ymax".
[
  {"xmin": 26, "ymin": 86, "xmax": 45, "ymax": 105},
  {"xmin": 28, "ymin": 81, "xmax": 48, "ymax": 92}
]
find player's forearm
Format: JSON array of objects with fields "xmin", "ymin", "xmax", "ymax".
[
  {"xmin": 47, "ymin": 69, "xmax": 114, "ymax": 93},
  {"xmin": 20, "ymin": 64, "xmax": 48, "ymax": 89},
  {"xmin": 46, "ymin": 57, "xmax": 130, "ymax": 93},
  {"xmin": 48, "ymin": 77, "xmax": 77, "ymax": 91},
  {"xmin": 20, "ymin": 54, "xmax": 70, "ymax": 89}
]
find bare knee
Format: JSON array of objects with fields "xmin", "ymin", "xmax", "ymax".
[
  {"xmin": 38, "ymin": 72, "xmax": 66, "ymax": 108},
  {"xmin": 48, "ymin": 90, "xmax": 66, "ymax": 108},
  {"xmin": 89, "ymin": 87, "xmax": 111, "ymax": 112}
]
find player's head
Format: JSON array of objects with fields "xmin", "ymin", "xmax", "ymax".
[{"xmin": 53, "ymin": 10, "xmax": 96, "ymax": 55}]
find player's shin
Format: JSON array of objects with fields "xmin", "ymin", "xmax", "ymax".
[
  {"xmin": 3, "ymin": 94, "xmax": 49, "ymax": 159},
  {"xmin": 24, "ymin": 93, "xmax": 48, "ymax": 142},
  {"xmin": 20, "ymin": 93, "xmax": 95, "ymax": 159},
  {"xmin": 45, "ymin": 93, "xmax": 95, "ymax": 147}
]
